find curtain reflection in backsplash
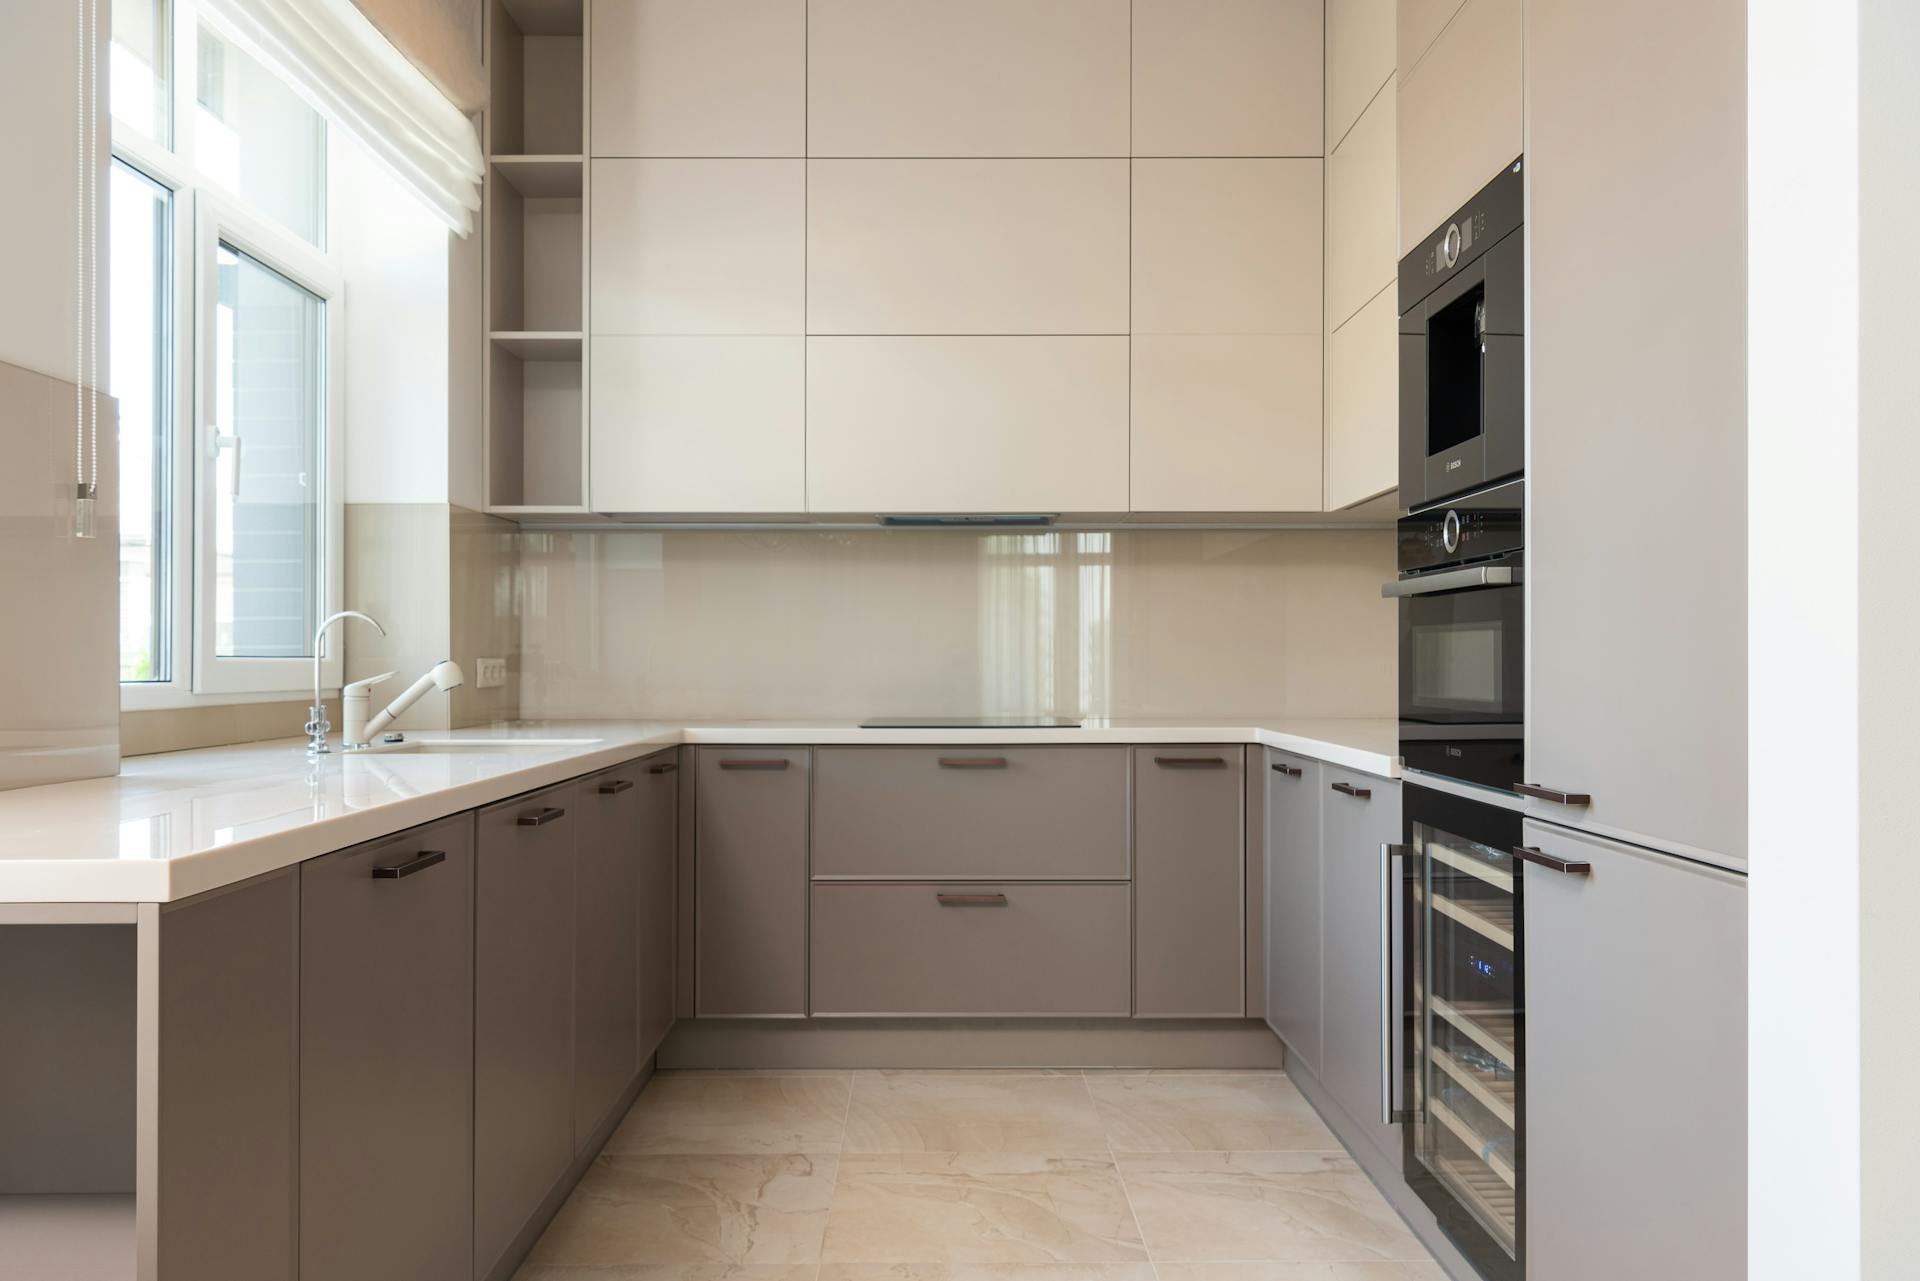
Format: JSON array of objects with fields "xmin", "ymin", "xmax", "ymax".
[{"xmin": 977, "ymin": 531, "xmax": 1113, "ymax": 718}]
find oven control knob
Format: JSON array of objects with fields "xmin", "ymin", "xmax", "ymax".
[
  {"xmin": 1442, "ymin": 222, "xmax": 1463, "ymax": 268},
  {"xmin": 1441, "ymin": 510, "xmax": 1462, "ymax": 553}
]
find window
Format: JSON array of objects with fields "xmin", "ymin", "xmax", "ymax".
[{"xmin": 112, "ymin": 0, "xmax": 343, "ymax": 704}]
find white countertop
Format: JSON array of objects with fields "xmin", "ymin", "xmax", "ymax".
[{"xmin": 0, "ymin": 717, "xmax": 1398, "ymax": 903}]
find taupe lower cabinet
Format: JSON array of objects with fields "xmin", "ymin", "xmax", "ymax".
[
  {"xmin": 637, "ymin": 749, "xmax": 679, "ymax": 1058},
  {"xmin": 1522, "ymin": 820, "xmax": 1747, "ymax": 1280},
  {"xmin": 474, "ymin": 782, "xmax": 578, "ymax": 1276},
  {"xmin": 1317, "ymin": 766, "xmax": 1402, "ymax": 1163},
  {"xmin": 696, "ymin": 748, "xmax": 809, "ymax": 1016},
  {"xmin": 1262, "ymin": 748, "xmax": 1323, "ymax": 1073},
  {"xmin": 1133, "ymin": 746, "xmax": 1245, "ymax": 1017},
  {"xmin": 300, "ymin": 816, "xmax": 475, "ymax": 1281},
  {"xmin": 573, "ymin": 765, "xmax": 641, "ymax": 1149}
]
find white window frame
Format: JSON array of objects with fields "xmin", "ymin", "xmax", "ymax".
[{"xmin": 115, "ymin": 0, "xmax": 344, "ymax": 710}]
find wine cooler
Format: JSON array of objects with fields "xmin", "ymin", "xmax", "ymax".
[{"xmin": 1392, "ymin": 783, "xmax": 1525, "ymax": 1281}]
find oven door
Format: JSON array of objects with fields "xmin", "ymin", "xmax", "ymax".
[{"xmin": 1397, "ymin": 572, "xmax": 1523, "ymax": 789}]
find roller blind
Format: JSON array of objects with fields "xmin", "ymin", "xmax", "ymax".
[{"xmin": 199, "ymin": 0, "xmax": 484, "ymax": 234}]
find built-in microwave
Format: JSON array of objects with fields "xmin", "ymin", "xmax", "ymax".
[
  {"xmin": 1399, "ymin": 159, "xmax": 1524, "ymax": 509},
  {"xmin": 1384, "ymin": 478, "xmax": 1524, "ymax": 791}
]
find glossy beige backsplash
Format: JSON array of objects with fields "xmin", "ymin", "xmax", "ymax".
[
  {"xmin": 0, "ymin": 359, "xmax": 119, "ymax": 789},
  {"xmin": 518, "ymin": 528, "xmax": 1395, "ymax": 721}
]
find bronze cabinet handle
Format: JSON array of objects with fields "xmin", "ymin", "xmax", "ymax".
[
  {"xmin": 719, "ymin": 758, "xmax": 788, "ymax": 770},
  {"xmin": 598, "ymin": 779, "xmax": 634, "ymax": 794},
  {"xmin": 517, "ymin": 806, "xmax": 566, "ymax": 826},
  {"xmin": 936, "ymin": 892, "xmax": 1008, "ymax": 907},
  {"xmin": 1271, "ymin": 763, "xmax": 1303, "ymax": 778},
  {"xmin": 1514, "ymin": 845, "xmax": 1592, "ymax": 875},
  {"xmin": 1154, "ymin": 755, "xmax": 1227, "ymax": 768},
  {"xmin": 372, "ymin": 849, "xmax": 446, "ymax": 880},
  {"xmin": 938, "ymin": 756, "xmax": 1008, "ymax": 769},
  {"xmin": 647, "ymin": 762, "xmax": 679, "ymax": 775},
  {"xmin": 1514, "ymin": 782, "xmax": 1592, "ymax": 806},
  {"xmin": 1330, "ymin": 781, "xmax": 1372, "ymax": 800}
]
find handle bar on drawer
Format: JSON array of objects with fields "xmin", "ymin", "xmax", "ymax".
[
  {"xmin": 1514, "ymin": 844, "xmax": 1592, "ymax": 875},
  {"xmin": 1331, "ymin": 781, "xmax": 1372, "ymax": 799},
  {"xmin": 1154, "ymin": 755, "xmax": 1227, "ymax": 768},
  {"xmin": 597, "ymin": 779, "xmax": 634, "ymax": 794},
  {"xmin": 1514, "ymin": 782, "xmax": 1592, "ymax": 806},
  {"xmin": 719, "ymin": 758, "xmax": 789, "ymax": 770},
  {"xmin": 517, "ymin": 807, "xmax": 566, "ymax": 826},
  {"xmin": 372, "ymin": 849, "xmax": 446, "ymax": 880},
  {"xmin": 936, "ymin": 893, "xmax": 1008, "ymax": 907},
  {"xmin": 938, "ymin": 756, "xmax": 1008, "ymax": 768}
]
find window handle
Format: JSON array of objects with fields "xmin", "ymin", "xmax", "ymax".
[{"xmin": 210, "ymin": 427, "xmax": 243, "ymax": 496}]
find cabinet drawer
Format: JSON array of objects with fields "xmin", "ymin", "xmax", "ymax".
[
  {"xmin": 810, "ymin": 882, "xmax": 1130, "ymax": 1016},
  {"xmin": 811, "ymin": 746, "xmax": 1128, "ymax": 879}
]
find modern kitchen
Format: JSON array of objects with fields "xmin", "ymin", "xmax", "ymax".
[{"xmin": 0, "ymin": 2, "xmax": 1908, "ymax": 1280}]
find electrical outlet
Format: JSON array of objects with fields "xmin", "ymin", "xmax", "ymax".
[{"xmin": 474, "ymin": 657, "xmax": 507, "ymax": 689}]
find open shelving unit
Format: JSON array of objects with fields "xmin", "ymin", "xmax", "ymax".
[{"xmin": 483, "ymin": 0, "xmax": 590, "ymax": 513}]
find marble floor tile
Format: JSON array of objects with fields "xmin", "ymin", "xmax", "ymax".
[
  {"xmin": 1114, "ymin": 1152, "xmax": 1428, "ymax": 1264},
  {"xmin": 822, "ymin": 1153, "xmax": 1148, "ymax": 1265},
  {"xmin": 1086, "ymin": 1073, "xmax": 1340, "ymax": 1152},
  {"xmin": 522, "ymin": 1154, "xmax": 837, "ymax": 1269},
  {"xmin": 605, "ymin": 1073, "xmax": 853, "ymax": 1155},
  {"xmin": 515, "ymin": 1267, "xmax": 821, "ymax": 1280},
  {"xmin": 818, "ymin": 1266, "xmax": 1160, "ymax": 1281},
  {"xmin": 845, "ymin": 1073, "xmax": 1110, "ymax": 1154}
]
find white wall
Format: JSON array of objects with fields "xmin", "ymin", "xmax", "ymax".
[{"xmin": 336, "ymin": 136, "xmax": 452, "ymax": 505}]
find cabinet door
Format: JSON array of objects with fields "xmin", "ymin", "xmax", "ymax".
[
  {"xmin": 1319, "ymin": 767, "xmax": 1402, "ymax": 1161},
  {"xmin": 1263, "ymin": 749, "xmax": 1323, "ymax": 1073},
  {"xmin": 1525, "ymin": 0, "xmax": 1746, "ymax": 864},
  {"xmin": 474, "ymin": 783, "xmax": 577, "ymax": 1276},
  {"xmin": 574, "ymin": 766, "xmax": 641, "ymax": 1147},
  {"xmin": 301, "ymin": 817, "xmax": 474, "ymax": 1281},
  {"xmin": 696, "ymin": 748, "xmax": 808, "ymax": 1015},
  {"xmin": 1133, "ymin": 747, "xmax": 1245, "ymax": 1017},
  {"xmin": 1522, "ymin": 821, "xmax": 1746, "ymax": 1280},
  {"xmin": 637, "ymin": 750, "xmax": 680, "ymax": 1058},
  {"xmin": 1396, "ymin": 0, "xmax": 1520, "ymax": 254}
]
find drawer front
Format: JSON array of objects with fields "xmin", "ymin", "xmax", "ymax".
[
  {"xmin": 810, "ymin": 882, "xmax": 1131, "ymax": 1016},
  {"xmin": 1133, "ymin": 746, "xmax": 1245, "ymax": 1018},
  {"xmin": 812, "ymin": 746, "xmax": 1129, "ymax": 879}
]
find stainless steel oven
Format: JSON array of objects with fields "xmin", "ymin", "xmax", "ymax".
[
  {"xmin": 1399, "ymin": 158, "xmax": 1524, "ymax": 509},
  {"xmin": 1384, "ymin": 478, "xmax": 1523, "ymax": 791}
]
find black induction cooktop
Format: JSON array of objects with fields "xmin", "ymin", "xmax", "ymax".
[{"xmin": 859, "ymin": 716, "xmax": 1082, "ymax": 729}]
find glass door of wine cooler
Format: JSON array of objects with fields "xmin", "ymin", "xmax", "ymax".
[{"xmin": 1402, "ymin": 784, "xmax": 1524, "ymax": 1281}]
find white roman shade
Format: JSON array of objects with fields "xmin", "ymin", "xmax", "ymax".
[{"xmin": 199, "ymin": 0, "xmax": 484, "ymax": 234}]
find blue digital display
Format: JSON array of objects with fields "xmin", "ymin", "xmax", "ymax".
[{"xmin": 1469, "ymin": 955, "xmax": 1496, "ymax": 978}]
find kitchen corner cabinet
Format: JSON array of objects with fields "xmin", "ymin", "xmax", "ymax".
[
  {"xmin": 1133, "ymin": 746, "xmax": 1246, "ymax": 1017},
  {"xmin": 1263, "ymin": 749, "xmax": 1324, "ymax": 1073},
  {"xmin": 300, "ymin": 817, "xmax": 475, "ymax": 1281},
  {"xmin": 1525, "ymin": 0, "xmax": 1746, "ymax": 864},
  {"xmin": 696, "ymin": 748, "xmax": 809, "ymax": 1016},
  {"xmin": 474, "ymin": 782, "xmax": 578, "ymax": 1277},
  {"xmin": 1317, "ymin": 766, "xmax": 1402, "ymax": 1162},
  {"xmin": 637, "ymin": 749, "xmax": 680, "ymax": 1059},
  {"xmin": 1521, "ymin": 821, "xmax": 1746, "ymax": 1280},
  {"xmin": 573, "ymin": 764, "xmax": 642, "ymax": 1148}
]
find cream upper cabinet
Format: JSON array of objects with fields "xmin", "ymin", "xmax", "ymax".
[
  {"xmin": 807, "ymin": 0, "xmax": 1128, "ymax": 157},
  {"xmin": 1397, "ymin": 0, "xmax": 1521, "ymax": 253},
  {"xmin": 807, "ymin": 160, "xmax": 1129, "ymax": 335},
  {"xmin": 1325, "ymin": 287, "xmax": 1398, "ymax": 509},
  {"xmin": 1327, "ymin": 0, "xmax": 1396, "ymax": 149},
  {"xmin": 1396, "ymin": 0, "xmax": 1468, "ymax": 80},
  {"xmin": 1131, "ymin": 160, "xmax": 1323, "ymax": 512},
  {"xmin": 1526, "ymin": 0, "xmax": 1747, "ymax": 863},
  {"xmin": 591, "ymin": 0, "xmax": 805, "ymax": 157},
  {"xmin": 806, "ymin": 337, "xmax": 1130, "ymax": 514},
  {"xmin": 1133, "ymin": 0, "xmax": 1324, "ymax": 157},
  {"xmin": 1326, "ymin": 81, "xmax": 1398, "ymax": 330}
]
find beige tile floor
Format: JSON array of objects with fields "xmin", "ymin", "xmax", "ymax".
[{"xmin": 514, "ymin": 1070, "xmax": 1445, "ymax": 1281}]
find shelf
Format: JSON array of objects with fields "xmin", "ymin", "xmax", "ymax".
[
  {"xmin": 1428, "ymin": 838, "xmax": 1514, "ymax": 893},
  {"xmin": 490, "ymin": 331, "xmax": 583, "ymax": 361},
  {"xmin": 1430, "ymin": 1148, "xmax": 1519, "ymax": 1254},
  {"xmin": 1430, "ymin": 885, "xmax": 1515, "ymax": 951},
  {"xmin": 1431, "ymin": 994, "xmax": 1517, "ymax": 1071},
  {"xmin": 1430, "ymin": 1097, "xmax": 1517, "ymax": 1189},
  {"xmin": 491, "ymin": 155, "xmax": 584, "ymax": 198},
  {"xmin": 1429, "ymin": 1042, "xmax": 1517, "ymax": 1129}
]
